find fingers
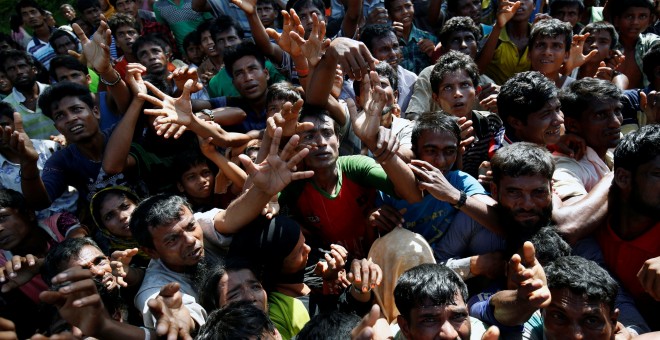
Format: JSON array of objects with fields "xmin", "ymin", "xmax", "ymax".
[
  {"xmin": 159, "ymin": 282, "xmax": 181, "ymax": 299},
  {"xmin": 12, "ymin": 112, "xmax": 24, "ymax": 134},
  {"xmin": 521, "ymin": 241, "xmax": 537, "ymax": 267},
  {"xmin": 481, "ymin": 326, "xmax": 500, "ymax": 340}
]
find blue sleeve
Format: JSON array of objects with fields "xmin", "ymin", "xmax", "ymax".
[
  {"xmin": 469, "ymin": 294, "xmax": 524, "ymax": 332},
  {"xmin": 450, "ymin": 171, "xmax": 487, "ymax": 196},
  {"xmin": 621, "ymin": 89, "xmax": 641, "ymax": 128},
  {"xmin": 208, "ymin": 96, "xmax": 227, "ymax": 109},
  {"xmin": 41, "ymin": 153, "xmax": 68, "ymax": 201}
]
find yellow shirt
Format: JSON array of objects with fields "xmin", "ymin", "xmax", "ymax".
[{"xmin": 484, "ymin": 25, "xmax": 531, "ymax": 85}]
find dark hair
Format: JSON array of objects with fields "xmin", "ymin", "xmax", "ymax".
[
  {"xmin": 0, "ymin": 102, "xmax": 15, "ymax": 122},
  {"xmin": 394, "ymin": 263, "xmax": 468, "ymax": 321},
  {"xmin": 210, "ymin": 15, "xmax": 245, "ymax": 42},
  {"xmin": 196, "ymin": 300, "xmax": 276, "ymax": 340},
  {"xmin": 545, "ymin": 256, "xmax": 618, "ymax": 311},
  {"xmin": 183, "ymin": 31, "xmax": 201, "ymax": 51},
  {"xmin": 529, "ymin": 18, "xmax": 572, "ymax": 52},
  {"xmin": 199, "ymin": 258, "xmax": 261, "ymax": 312},
  {"xmin": 299, "ymin": 104, "xmax": 342, "ymax": 140},
  {"xmin": 128, "ymin": 194, "xmax": 193, "ymax": 249},
  {"xmin": 430, "ymin": 50, "xmax": 480, "ymax": 94},
  {"xmin": 286, "ymin": 0, "xmax": 325, "ymax": 16},
  {"xmin": 76, "ymin": 0, "xmax": 101, "ymax": 13},
  {"xmin": 42, "ymin": 237, "xmax": 101, "ymax": 287},
  {"xmin": 266, "ymin": 82, "xmax": 301, "ymax": 105},
  {"xmin": 353, "ymin": 62, "xmax": 398, "ymax": 98},
  {"xmin": 297, "ymin": 312, "xmax": 362, "ymax": 339},
  {"xmin": 549, "ymin": 0, "xmax": 585, "ymax": 15},
  {"xmin": 48, "ymin": 29, "xmax": 79, "ymax": 54},
  {"xmin": 438, "ymin": 16, "xmax": 482, "ymax": 48},
  {"xmin": 0, "ymin": 33, "xmax": 20, "ymax": 50},
  {"xmin": 497, "ymin": 71, "xmax": 558, "ymax": 126},
  {"xmin": 384, "ymin": 0, "xmax": 411, "ymax": 12},
  {"xmin": 49, "ymin": 55, "xmax": 89, "ymax": 82},
  {"xmin": 38, "ymin": 82, "xmax": 95, "ymax": 119},
  {"xmin": 581, "ymin": 22, "xmax": 618, "ymax": 52},
  {"xmin": 642, "ymin": 43, "xmax": 660, "ymax": 85},
  {"xmin": 411, "ymin": 111, "xmax": 461, "ymax": 157},
  {"xmin": 359, "ymin": 24, "xmax": 395, "ymax": 52},
  {"xmin": 490, "ymin": 142, "xmax": 555, "ymax": 185},
  {"xmin": 528, "ymin": 227, "xmax": 571, "ymax": 266},
  {"xmin": 223, "ymin": 41, "xmax": 266, "ymax": 79},
  {"xmin": 558, "ymin": 77, "xmax": 622, "ymax": 120},
  {"xmin": 613, "ymin": 124, "xmax": 660, "ymax": 174},
  {"xmin": 108, "ymin": 13, "xmax": 140, "ymax": 39},
  {"xmin": 0, "ymin": 189, "xmax": 31, "ymax": 220},
  {"xmin": 90, "ymin": 186, "xmax": 140, "ymax": 230},
  {"xmin": 108, "ymin": 0, "xmax": 135, "ymax": 8},
  {"xmin": 0, "ymin": 49, "xmax": 34, "ymax": 73},
  {"xmin": 172, "ymin": 151, "xmax": 217, "ymax": 183},
  {"xmin": 132, "ymin": 34, "xmax": 170, "ymax": 59},
  {"xmin": 195, "ymin": 19, "xmax": 214, "ymax": 37},
  {"xmin": 613, "ymin": 0, "xmax": 654, "ymax": 15},
  {"xmin": 15, "ymin": 0, "xmax": 45, "ymax": 16},
  {"xmin": 446, "ymin": 0, "xmax": 480, "ymax": 14}
]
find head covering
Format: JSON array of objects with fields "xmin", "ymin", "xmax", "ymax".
[
  {"xmin": 229, "ymin": 216, "xmax": 304, "ymax": 289},
  {"xmin": 89, "ymin": 186, "xmax": 150, "ymax": 264}
]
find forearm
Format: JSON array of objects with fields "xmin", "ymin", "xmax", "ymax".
[
  {"xmin": 213, "ymin": 186, "xmax": 272, "ymax": 233},
  {"xmin": 248, "ymin": 12, "xmax": 282, "ymax": 63},
  {"xmin": 20, "ymin": 161, "xmax": 51, "ymax": 210},
  {"xmin": 381, "ymin": 156, "xmax": 423, "ymax": 203},
  {"xmin": 99, "ymin": 68, "xmax": 131, "ymax": 114},
  {"xmin": 92, "ymin": 318, "xmax": 147, "ymax": 340},
  {"xmin": 206, "ymin": 150, "xmax": 247, "ymax": 188},
  {"xmin": 306, "ymin": 50, "xmax": 338, "ymax": 106},
  {"xmin": 427, "ymin": 0, "xmax": 445, "ymax": 27},
  {"xmin": 341, "ymin": 0, "xmax": 363, "ymax": 38},
  {"xmin": 459, "ymin": 195, "xmax": 503, "ymax": 235},
  {"xmin": 188, "ymin": 115, "xmax": 251, "ymax": 147},
  {"xmin": 102, "ymin": 98, "xmax": 143, "ymax": 174},
  {"xmin": 477, "ymin": 25, "xmax": 502, "ymax": 72},
  {"xmin": 490, "ymin": 290, "xmax": 538, "ymax": 327}
]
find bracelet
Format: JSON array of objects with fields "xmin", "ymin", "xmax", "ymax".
[
  {"xmin": 297, "ymin": 68, "xmax": 309, "ymax": 77},
  {"xmin": 19, "ymin": 169, "xmax": 40, "ymax": 181},
  {"xmin": 99, "ymin": 69, "xmax": 121, "ymax": 86},
  {"xmin": 200, "ymin": 109, "xmax": 214, "ymax": 121},
  {"xmin": 452, "ymin": 190, "xmax": 467, "ymax": 209}
]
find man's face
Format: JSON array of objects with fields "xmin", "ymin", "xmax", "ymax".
[
  {"xmin": 177, "ymin": 163, "xmax": 214, "ymax": 201},
  {"xmin": 297, "ymin": 5, "xmax": 326, "ymax": 39},
  {"xmin": 61, "ymin": 6, "xmax": 77, "ymax": 22},
  {"xmin": 629, "ymin": 155, "xmax": 660, "ymax": 219},
  {"xmin": 415, "ymin": 130, "xmax": 458, "ymax": 174},
  {"xmin": 3, "ymin": 58, "xmax": 37, "ymax": 92},
  {"xmin": 444, "ymin": 31, "xmax": 478, "ymax": 59},
  {"xmin": 82, "ymin": 6, "xmax": 103, "ymax": 27},
  {"xmin": 257, "ymin": 3, "xmax": 277, "ymax": 28},
  {"xmin": 214, "ymin": 28, "xmax": 241, "ymax": 54},
  {"xmin": 54, "ymin": 67, "xmax": 90, "ymax": 86},
  {"xmin": 99, "ymin": 193, "xmax": 136, "ymax": 239},
  {"xmin": 371, "ymin": 32, "xmax": 402, "ymax": 68},
  {"xmin": 115, "ymin": 25, "xmax": 139, "ymax": 56},
  {"xmin": 146, "ymin": 206, "xmax": 204, "ymax": 272},
  {"xmin": 543, "ymin": 288, "xmax": 617, "ymax": 340},
  {"xmin": 200, "ymin": 30, "xmax": 218, "ymax": 58},
  {"xmin": 218, "ymin": 269, "xmax": 268, "ymax": 312},
  {"xmin": 398, "ymin": 296, "xmax": 471, "ymax": 340},
  {"xmin": 452, "ymin": 0, "xmax": 482, "ymax": 24},
  {"xmin": 511, "ymin": 97, "xmax": 564, "ymax": 146},
  {"xmin": 567, "ymin": 98, "xmax": 622, "ymax": 153},
  {"xmin": 115, "ymin": 0, "xmax": 138, "ymax": 17},
  {"xmin": 0, "ymin": 71, "xmax": 11, "ymax": 93},
  {"xmin": 185, "ymin": 43, "xmax": 204, "ymax": 65},
  {"xmin": 281, "ymin": 232, "xmax": 311, "ymax": 274},
  {"xmin": 298, "ymin": 115, "xmax": 340, "ymax": 170},
  {"xmin": 552, "ymin": 4, "xmax": 581, "ymax": 28},
  {"xmin": 584, "ymin": 29, "xmax": 613, "ymax": 62},
  {"xmin": 513, "ymin": 0, "xmax": 535, "ymax": 22},
  {"xmin": 20, "ymin": 7, "xmax": 45, "ymax": 29},
  {"xmin": 432, "ymin": 70, "xmax": 476, "ymax": 118},
  {"xmin": 232, "ymin": 56, "xmax": 269, "ymax": 100},
  {"xmin": 52, "ymin": 35, "xmax": 78, "ymax": 55},
  {"xmin": 528, "ymin": 36, "xmax": 568, "ymax": 77},
  {"xmin": 69, "ymin": 245, "xmax": 119, "ymax": 291},
  {"xmin": 389, "ymin": 0, "xmax": 415, "ymax": 28},
  {"xmin": 492, "ymin": 174, "xmax": 553, "ymax": 231},
  {"xmin": 51, "ymin": 96, "xmax": 100, "ymax": 143},
  {"xmin": 136, "ymin": 43, "xmax": 168, "ymax": 75},
  {"xmin": 0, "ymin": 207, "xmax": 33, "ymax": 251},
  {"xmin": 615, "ymin": 7, "xmax": 652, "ymax": 41}
]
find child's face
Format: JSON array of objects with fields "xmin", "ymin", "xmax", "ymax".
[
  {"xmin": 185, "ymin": 43, "xmax": 204, "ymax": 65},
  {"xmin": 432, "ymin": 70, "xmax": 476, "ymax": 119},
  {"xmin": 513, "ymin": 0, "xmax": 535, "ymax": 22},
  {"xmin": 257, "ymin": 2, "xmax": 277, "ymax": 28},
  {"xmin": 528, "ymin": 35, "xmax": 568, "ymax": 77},
  {"xmin": 445, "ymin": 30, "xmax": 478, "ymax": 59},
  {"xmin": 388, "ymin": 0, "xmax": 415, "ymax": 28},
  {"xmin": 178, "ymin": 163, "xmax": 214, "ymax": 201},
  {"xmin": 552, "ymin": 4, "xmax": 581, "ymax": 28},
  {"xmin": 583, "ymin": 29, "xmax": 612, "ymax": 62},
  {"xmin": 200, "ymin": 30, "xmax": 219, "ymax": 57},
  {"xmin": 267, "ymin": 99, "xmax": 286, "ymax": 117},
  {"xmin": 298, "ymin": 4, "xmax": 326, "ymax": 39},
  {"xmin": 616, "ymin": 7, "xmax": 652, "ymax": 41}
]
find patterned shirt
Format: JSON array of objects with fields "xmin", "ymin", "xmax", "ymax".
[
  {"xmin": 399, "ymin": 25, "xmax": 438, "ymax": 75},
  {"xmin": 26, "ymin": 35, "xmax": 56, "ymax": 70},
  {"xmin": 154, "ymin": 0, "xmax": 212, "ymax": 54},
  {"xmin": 2, "ymin": 82, "xmax": 59, "ymax": 140},
  {"xmin": 207, "ymin": 0, "xmax": 251, "ymax": 37},
  {"xmin": 140, "ymin": 15, "xmax": 179, "ymax": 59}
]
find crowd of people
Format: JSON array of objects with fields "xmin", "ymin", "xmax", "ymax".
[{"xmin": 0, "ymin": 0, "xmax": 659, "ymax": 338}]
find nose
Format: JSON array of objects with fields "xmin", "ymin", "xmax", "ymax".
[
  {"xmin": 438, "ymin": 320, "xmax": 459, "ymax": 339},
  {"xmin": 554, "ymin": 110, "xmax": 565, "ymax": 125},
  {"xmin": 453, "ymin": 86, "xmax": 464, "ymax": 98}
]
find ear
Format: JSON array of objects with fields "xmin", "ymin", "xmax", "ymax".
[
  {"xmin": 264, "ymin": 66, "xmax": 270, "ymax": 82},
  {"xmin": 432, "ymin": 92, "xmax": 439, "ymax": 104},
  {"xmin": 507, "ymin": 116, "xmax": 525, "ymax": 131},
  {"xmin": 490, "ymin": 182, "xmax": 498, "ymax": 200},
  {"xmin": 141, "ymin": 246, "xmax": 159, "ymax": 259},
  {"xmin": 614, "ymin": 168, "xmax": 632, "ymax": 191},
  {"xmin": 86, "ymin": 74, "xmax": 92, "ymax": 85},
  {"xmin": 393, "ymin": 89, "xmax": 399, "ymax": 102},
  {"xmin": 397, "ymin": 315, "xmax": 412, "ymax": 339},
  {"xmin": 92, "ymin": 106, "xmax": 101, "ymax": 120}
]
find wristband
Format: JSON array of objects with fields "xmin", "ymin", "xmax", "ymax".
[
  {"xmin": 99, "ymin": 69, "xmax": 121, "ymax": 86},
  {"xmin": 452, "ymin": 190, "xmax": 467, "ymax": 209},
  {"xmin": 200, "ymin": 109, "xmax": 214, "ymax": 121},
  {"xmin": 297, "ymin": 68, "xmax": 309, "ymax": 78}
]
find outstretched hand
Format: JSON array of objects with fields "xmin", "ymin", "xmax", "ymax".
[
  {"xmin": 352, "ymin": 71, "xmax": 391, "ymax": 148},
  {"xmin": 238, "ymin": 127, "xmax": 314, "ymax": 196},
  {"xmin": 147, "ymin": 282, "xmax": 194, "ymax": 340},
  {"xmin": 266, "ymin": 99, "xmax": 314, "ymax": 137},
  {"xmin": 110, "ymin": 248, "xmax": 138, "ymax": 288},
  {"xmin": 266, "ymin": 10, "xmax": 305, "ymax": 56},
  {"xmin": 140, "ymin": 79, "xmax": 199, "ymax": 138},
  {"xmin": 496, "ymin": 1, "xmax": 521, "ymax": 28},
  {"xmin": 1, "ymin": 112, "xmax": 39, "ymax": 165},
  {"xmin": 563, "ymin": 33, "xmax": 599, "ymax": 74},
  {"xmin": 70, "ymin": 21, "xmax": 113, "ymax": 73},
  {"xmin": 0, "ymin": 255, "xmax": 42, "ymax": 293},
  {"xmin": 290, "ymin": 13, "xmax": 330, "ymax": 68}
]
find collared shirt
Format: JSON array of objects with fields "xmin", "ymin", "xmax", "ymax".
[
  {"xmin": 0, "ymin": 139, "xmax": 78, "ymax": 220},
  {"xmin": 26, "ymin": 35, "xmax": 56, "ymax": 70},
  {"xmin": 399, "ymin": 25, "xmax": 438, "ymax": 75},
  {"xmin": 397, "ymin": 65, "xmax": 417, "ymax": 112},
  {"xmin": 207, "ymin": 0, "xmax": 251, "ymax": 37},
  {"xmin": 615, "ymin": 33, "xmax": 660, "ymax": 88},
  {"xmin": 552, "ymin": 146, "xmax": 612, "ymax": 201},
  {"xmin": 483, "ymin": 25, "xmax": 531, "ymax": 85},
  {"xmin": 2, "ymin": 82, "xmax": 59, "ymax": 140}
]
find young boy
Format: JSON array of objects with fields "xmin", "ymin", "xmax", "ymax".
[
  {"xmin": 430, "ymin": 50, "xmax": 504, "ymax": 178},
  {"xmin": 257, "ymin": 0, "xmax": 279, "ymax": 30},
  {"xmin": 182, "ymin": 31, "xmax": 204, "ymax": 68},
  {"xmin": 549, "ymin": 0, "xmax": 585, "ymax": 34},
  {"xmin": 385, "ymin": 0, "xmax": 438, "ymax": 74},
  {"xmin": 572, "ymin": 21, "xmax": 628, "ymax": 89},
  {"xmin": 612, "ymin": 0, "xmax": 660, "ymax": 88},
  {"xmin": 527, "ymin": 18, "xmax": 574, "ymax": 89}
]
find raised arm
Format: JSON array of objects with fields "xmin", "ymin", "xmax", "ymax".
[
  {"xmin": 232, "ymin": 0, "xmax": 285, "ymax": 64},
  {"xmin": 341, "ymin": 0, "xmax": 363, "ymax": 39},
  {"xmin": 477, "ymin": 1, "xmax": 520, "ymax": 72}
]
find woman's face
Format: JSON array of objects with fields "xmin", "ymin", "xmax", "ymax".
[
  {"xmin": 281, "ymin": 232, "xmax": 311, "ymax": 274},
  {"xmin": 99, "ymin": 193, "xmax": 136, "ymax": 238}
]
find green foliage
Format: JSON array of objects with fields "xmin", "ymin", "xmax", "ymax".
[{"xmin": 0, "ymin": 0, "xmax": 75, "ymax": 34}]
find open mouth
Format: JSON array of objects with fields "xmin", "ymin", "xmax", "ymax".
[
  {"xmin": 69, "ymin": 124, "xmax": 84, "ymax": 133},
  {"xmin": 545, "ymin": 126, "xmax": 561, "ymax": 137}
]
